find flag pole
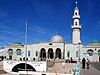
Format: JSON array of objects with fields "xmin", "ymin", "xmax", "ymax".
[{"xmin": 25, "ymin": 21, "xmax": 28, "ymax": 71}]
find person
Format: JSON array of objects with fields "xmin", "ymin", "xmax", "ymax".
[
  {"xmin": 86, "ymin": 59, "xmax": 90, "ymax": 69},
  {"xmin": 70, "ymin": 57, "xmax": 73, "ymax": 63},
  {"xmin": 62, "ymin": 62, "xmax": 65, "ymax": 68},
  {"xmin": 82, "ymin": 58, "xmax": 86, "ymax": 69}
]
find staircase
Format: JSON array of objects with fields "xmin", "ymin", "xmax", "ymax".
[{"xmin": 47, "ymin": 59, "xmax": 75, "ymax": 74}]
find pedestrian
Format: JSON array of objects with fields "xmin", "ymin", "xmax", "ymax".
[
  {"xmin": 70, "ymin": 57, "xmax": 73, "ymax": 63},
  {"xmin": 86, "ymin": 59, "xmax": 90, "ymax": 69},
  {"xmin": 82, "ymin": 58, "xmax": 86, "ymax": 69},
  {"xmin": 62, "ymin": 62, "xmax": 65, "ymax": 68}
]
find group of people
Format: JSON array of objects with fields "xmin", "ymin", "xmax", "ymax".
[
  {"xmin": 65, "ymin": 57, "xmax": 77, "ymax": 63},
  {"xmin": 82, "ymin": 58, "xmax": 90, "ymax": 69}
]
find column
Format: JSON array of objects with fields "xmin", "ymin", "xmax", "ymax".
[
  {"xmin": 61, "ymin": 52, "xmax": 63, "ymax": 59},
  {"xmin": 46, "ymin": 52, "xmax": 48, "ymax": 60}
]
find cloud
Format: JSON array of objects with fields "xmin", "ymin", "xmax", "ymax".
[
  {"xmin": 28, "ymin": 26, "xmax": 48, "ymax": 34},
  {"xmin": 33, "ymin": 26, "xmax": 47, "ymax": 34},
  {"xmin": 0, "ymin": 36, "xmax": 10, "ymax": 39}
]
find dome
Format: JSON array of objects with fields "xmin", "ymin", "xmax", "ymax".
[{"xmin": 50, "ymin": 35, "xmax": 64, "ymax": 43}]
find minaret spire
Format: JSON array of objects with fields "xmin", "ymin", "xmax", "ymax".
[
  {"xmin": 75, "ymin": 1, "xmax": 77, "ymax": 7},
  {"xmin": 71, "ymin": 1, "xmax": 82, "ymax": 44}
]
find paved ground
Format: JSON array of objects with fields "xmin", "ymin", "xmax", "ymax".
[{"xmin": 81, "ymin": 65, "xmax": 100, "ymax": 75}]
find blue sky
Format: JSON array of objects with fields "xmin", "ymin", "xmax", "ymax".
[{"xmin": 0, "ymin": 0, "xmax": 100, "ymax": 46}]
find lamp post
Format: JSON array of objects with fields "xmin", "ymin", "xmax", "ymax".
[
  {"xmin": 63, "ymin": 42, "xmax": 65, "ymax": 59},
  {"xmin": 78, "ymin": 40, "xmax": 81, "ymax": 63},
  {"xmin": 78, "ymin": 40, "xmax": 81, "ymax": 75},
  {"xmin": 25, "ymin": 21, "xmax": 28, "ymax": 72},
  {"xmin": 73, "ymin": 40, "xmax": 81, "ymax": 75}
]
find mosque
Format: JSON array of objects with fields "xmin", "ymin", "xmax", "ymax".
[{"xmin": 0, "ymin": 2, "xmax": 100, "ymax": 63}]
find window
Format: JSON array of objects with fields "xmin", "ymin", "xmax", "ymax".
[
  {"xmin": 28, "ymin": 51, "xmax": 30, "ymax": 57},
  {"xmin": 8, "ymin": 49, "xmax": 13, "ymax": 55},
  {"xmin": 75, "ymin": 12, "xmax": 77, "ymax": 15},
  {"xmin": 67, "ymin": 51, "xmax": 70, "ymax": 58},
  {"xmin": 16, "ymin": 49, "xmax": 21, "ymax": 55},
  {"xmin": 76, "ymin": 51, "xmax": 78, "ymax": 57},
  {"xmin": 87, "ymin": 49, "xmax": 94, "ymax": 56},
  {"xmin": 36, "ymin": 51, "xmax": 38, "ymax": 56},
  {"xmin": 75, "ymin": 22, "xmax": 77, "ymax": 25}
]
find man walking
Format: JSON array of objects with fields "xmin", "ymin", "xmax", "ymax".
[
  {"xmin": 82, "ymin": 58, "xmax": 86, "ymax": 69},
  {"xmin": 86, "ymin": 59, "xmax": 90, "ymax": 69}
]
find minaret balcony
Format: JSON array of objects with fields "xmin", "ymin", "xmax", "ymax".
[
  {"xmin": 73, "ymin": 15, "xmax": 80, "ymax": 19},
  {"xmin": 71, "ymin": 25, "xmax": 81, "ymax": 29}
]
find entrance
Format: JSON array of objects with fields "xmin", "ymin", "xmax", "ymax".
[
  {"xmin": 48, "ymin": 48, "xmax": 53, "ymax": 59},
  {"xmin": 56, "ymin": 48, "xmax": 61, "ymax": 59},
  {"xmin": 40, "ymin": 48, "xmax": 46, "ymax": 58}
]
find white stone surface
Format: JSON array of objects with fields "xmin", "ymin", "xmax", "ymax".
[{"xmin": 3, "ymin": 60, "xmax": 46, "ymax": 73}]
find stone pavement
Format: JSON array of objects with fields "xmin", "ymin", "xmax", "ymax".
[{"xmin": 81, "ymin": 65, "xmax": 100, "ymax": 75}]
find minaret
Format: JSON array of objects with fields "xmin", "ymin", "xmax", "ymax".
[{"xmin": 71, "ymin": 1, "xmax": 82, "ymax": 44}]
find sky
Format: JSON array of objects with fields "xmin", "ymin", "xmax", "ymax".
[{"xmin": 0, "ymin": 0, "xmax": 100, "ymax": 46}]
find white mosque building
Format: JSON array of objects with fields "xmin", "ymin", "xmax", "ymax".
[{"xmin": 0, "ymin": 3, "xmax": 100, "ymax": 63}]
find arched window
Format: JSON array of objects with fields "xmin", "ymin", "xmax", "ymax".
[
  {"xmin": 67, "ymin": 51, "xmax": 70, "ymax": 58},
  {"xmin": 98, "ymin": 50, "xmax": 100, "ymax": 56},
  {"xmin": 75, "ymin": 12, "xmax": 77, "ymax": 15},
  {"xmin": 87, "ymin": 49, "xmax": 94, "ymax": 56},
  {"xmin": 76, "ymin": 51, "xmax": 78, "ymax": 57},
  {"xmin": 16, "ymin": 49, "xmax": 21, "ymax": 55},
  {"xmin": 36, "ymin": 51, "xmax": 38, "ymax": 56},
  {"xmin": 8, "ymin": 49, "xmax": 13, "ymax": 55}
]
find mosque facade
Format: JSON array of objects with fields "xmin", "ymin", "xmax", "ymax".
[{"xmin": 0, "ymin": 4, "xmax": 100, "ymax": 62}]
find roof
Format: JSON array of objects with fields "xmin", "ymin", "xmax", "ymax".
[
  {"xmin": 85, "ymin": 40, "xmax": 100, "ymax": 48},
  {"xmin": 50, "ymin": 35, "xmax": 64, "ymax": 43},
  {"xmin": 90, "ymin": 40, "xmax": 100, "ymax": 46}
]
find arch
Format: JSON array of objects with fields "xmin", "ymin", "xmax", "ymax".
[
  {"xmin": 56, "ymin": 48, "xmax": 61, "ymax": 59},
  {"xmin": 40, "ymin": 48, "xmax": 46, "ymax": 58},
  {"xmin": 8, "ymin": 49, "xmax": 13, "ymax": 60},
  {"xmin": 12, "ymin": 63, "xmax": 36, "ymax": 72},
  {"xmin": 98, "ymin": 50, "xmax": 100, "ymax": 56},
  {"xmin": 48, "ymin": 48, "xmax": 53, "ymax": 59},
  {"xmin": 16, "ymin": 49, "xmax": 21, "ymax": 55},
  {"xmin": 87, "ymin": 49, "xmax": 94, "ymax": 56}
]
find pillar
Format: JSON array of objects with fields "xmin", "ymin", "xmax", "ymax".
[
  {"xmin": 46, "ymin": 52, "xmax": 48, "ymax": 59},
  {"xmin": 54, "ymin": 52, "xmax": 55, "ymax": 59},
  {"xmin": 61, "ymin": 52, "xmax": 63, "ymax": 59}
]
